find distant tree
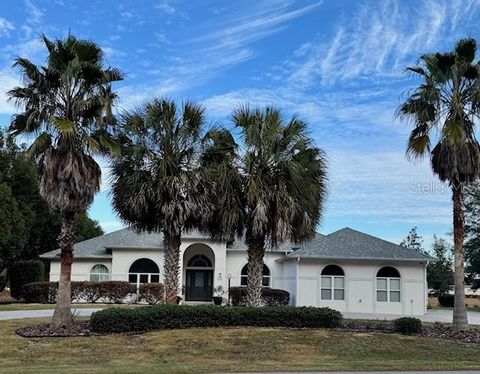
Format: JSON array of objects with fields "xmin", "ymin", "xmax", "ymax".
[
  {"xmin": 397, "ymin": 38, "xmax": 480, "ymax": 330},
  {"xmin": 400, "ymin": 227, "xmax": 425, "ymax": 253},
  {"xmin": 74, "ymin": 214, "xmax": 104, "ymax": 242},
  {"xmin": 0, "ymin": 183, "xmax": 28, "ymax": 273},
  {"xmin": 464, "ymin": 181, "xmax": 480, "ymax": 289},
  {"xmin": 427, "ymin": 236, "xmax": 454, "ymax": 296}
]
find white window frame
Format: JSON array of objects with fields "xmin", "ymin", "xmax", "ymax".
[
  {"xmin": 89, "ymin": 264, "xmax": 110, "ymax": 282},
  {"xmin": 129, "ymin": 272, "xmax": 160, "ymax": 292},
  {"xmin": 376, "ymin": 277, "xmax": 401, "ymax": 302},
  {"xmin": 321, "ymin": 275, "xmax": 345, "ymax": 300},
  {"xmin": 240, "ymin": 264, "xmax": 271, "ymax": 287}
]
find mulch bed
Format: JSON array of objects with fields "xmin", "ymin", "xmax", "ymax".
[
  {"xmin": 422, "ymin": 322, "xmax": 480, "ymax": 344},
  {"xmin": 16, "ymin": 321, "xmax": 93, "ymax": 337}
]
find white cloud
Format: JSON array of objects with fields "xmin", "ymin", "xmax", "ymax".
[
  {"xmin": 99, "ymin": 220, "xmax": 125, "ymax": 233},
  {"xmin": 24, "ymin": 0, "xmax": 44, "ymax": 26},
  {"xmin": 0, "ymin": 18, "xmax": 14, "ymax": 37},
  {"xmin": 0, "ymin": 70, "xmax": 20, "ymax": 115}
]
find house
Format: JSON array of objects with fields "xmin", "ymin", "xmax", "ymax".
[{"xmin": 40, "ymin": 227, "xmax": 435, "ymax": 316}]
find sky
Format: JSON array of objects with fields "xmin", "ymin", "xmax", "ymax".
[{"xmin": 1, "ymin": 0, "xmax": 479, "ymax": 249}]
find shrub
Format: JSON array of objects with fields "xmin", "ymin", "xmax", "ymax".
[
  {"xmin": 0, "ymin": 274, "xmax": 6, "ymax": 293},
  {"xmin": 100, "ymin": 281, "xmax": 131, "ymax": 303},
  {"xmin": 139, "ymin": 283, "xmax": 164, "ymax": 305},
  {"xmin": 21, "ymin": 282, "xmax": 58, "ymax": 303},
  {"xmin": 394, "ymin": 317, "xmax": 422, "ymax": 334},
  {"xmin": 19, "ymin": 281, "xmax": 132, "ymax": 304},
  {"xmin": 229, "ymin": 287, "xmax": 290, "ymax": 306},
  {"xmin": 438, "ymin": 294, "xmax": 455, "ymax": 307},
  {"xmin": 90, "ymin": 304, "xmax": 343, "ymax": 334},
  {"xmin": 9, "ymin": 261, "xmax": 45, "ymax": 299}
]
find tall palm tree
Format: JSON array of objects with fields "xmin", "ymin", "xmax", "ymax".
[
  {"xmin": 398, "ymin": 38, "xmax": 480, "ymax": 330},
  {"xmin": 8, "ymin": 34, "xmax": 123, "ymax": 327},
  {"xmin": 202, "ymin": 107, "xmax": 327, "ymax": 306},
  {"xmin": 110, "ymin": 98, "xmax": 211, "ymax": 304}
]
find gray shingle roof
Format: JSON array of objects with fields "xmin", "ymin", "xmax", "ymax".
[{"xmin": 288, "ymin": 227, "xmax": 435, "ymax": 262}]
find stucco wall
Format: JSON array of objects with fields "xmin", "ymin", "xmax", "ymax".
[
  {"xmin": 49, "ymin": 259, "xmax": 112, "ymax": 282},
  {"xmin": 294, "ymin": 259, "xmax": 427, "ymax": 315}
]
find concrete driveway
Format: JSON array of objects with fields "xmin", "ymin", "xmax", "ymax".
[
  {"xmin": 344, "ymin": 309, "xmax": 480, "ymax": 325},
  {"xmin": 0, "ymin": 308, "xmax": 102, "ymax": 320}
]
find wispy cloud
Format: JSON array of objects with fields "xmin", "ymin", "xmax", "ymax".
[{"xmin": 0, "ymin": 18, "xmax": 15, "ymax": 37}]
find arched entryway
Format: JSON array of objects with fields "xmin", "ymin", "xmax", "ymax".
[{"xmin": 183, "ymin": 244, "xmax": 215, "ymax": 302}]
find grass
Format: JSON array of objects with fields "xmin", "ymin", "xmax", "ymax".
[{"xmin": 0, "ymin": 318, "xmax": 479, "ymax": 373}]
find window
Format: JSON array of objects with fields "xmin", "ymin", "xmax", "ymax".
[
  {"xmin": 240, "ymin": 264, "xmax": 271, "ymax": 287},
  {"xmin": 90, "ymin": 264, "xmax": 109, "ymax": 282},
  {"xmin": 187, "ymin": 254, "xmax": 212, "ymax": 268},
  {"xmin": 128, "ymin": 258, "xmax": 160, "ymax": 291},
  {"xmin": 376, "ymin": 266, "xmax": 401, "ymax": 302},
  {"xmin": 321, "ymin": 265, "xmax": 345, "ymax": 300}
]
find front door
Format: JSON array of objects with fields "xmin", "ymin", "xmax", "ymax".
[{"xmin": 186, "ymin": 270, "xmax": 213, "ymax": 301}]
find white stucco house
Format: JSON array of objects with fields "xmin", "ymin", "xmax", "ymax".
[{"xmin": 40, "ymin": 227, "xmax": 435, "ymax": 316}]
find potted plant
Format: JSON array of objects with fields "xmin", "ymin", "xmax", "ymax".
[{"xmin": 213, "ymin": 285, "xmax": 225, "ymax": 306}]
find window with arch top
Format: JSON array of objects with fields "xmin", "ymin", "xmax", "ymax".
[
  {"xmin": 128, "ymin": 258, "xmax": 160, "ymax": 292},
  {"xmin": 321, "ymin": 265, "xmax": 345, "ymax": 300},
  {"xmin": 90, "ymin": 264, "xmax": 110, "ymax": 282},
  {"xmin": 376, "ymin": 266, "xmax": 401, "ymax": 302},
  {"xmin": 187, "ymin": 254, "xmax": 212, "ymax": 268},
  {"xmin": 240, "ymin": 264, "xmax": 271, "ymax": 287}
]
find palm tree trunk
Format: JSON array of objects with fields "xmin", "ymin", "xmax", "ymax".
[
  {"xmin": 163, "ymin": 231, "xmax": 181, "ymax": 304},
  {"xmin": 246, "ymin": 237, "xmax": 265, "ymax": 307},
  {"xmin": 51, "ymin": 213, "xmax": 76, "ymax": 328},
  {"xmin": 452, "ymin": 183, "xmax": 469, "ymax": 331}
]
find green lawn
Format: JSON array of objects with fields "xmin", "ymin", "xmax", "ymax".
[{"xmin": 1, "ymin": 318, "xmax": 480, "ymax": 373}]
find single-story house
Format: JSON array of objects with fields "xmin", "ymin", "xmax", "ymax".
[{"xmin": 40, "ymin": 227, "xmax": 435, "ymax": 316}]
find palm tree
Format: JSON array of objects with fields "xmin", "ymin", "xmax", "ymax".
[
  {"xmin": 8, "ymin": 34, "xmax": 123, "ymax": 327},
  {"xmin": 397, "ymin": 38, "xmax": 480, "ymax": 330},
  {"xmin": 202, "ymin": 107, "xmax": 327, "ymax": 306},
  {"xmin": 110, "ymin": 98, "xmax": 210, "ymax": 304}
]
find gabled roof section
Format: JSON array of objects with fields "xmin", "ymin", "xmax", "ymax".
[
  {"xmin": 40, "ymin": 227, "xmax": 213, "ymax": 259},
  {"xmin": 287, "ymin": 227, "xmax": 435, "ymax": 262}
]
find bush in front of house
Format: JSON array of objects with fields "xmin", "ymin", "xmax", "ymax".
[
  {"xmin": 9, "ymin": 260, "xmax": 45, "ymax": 299},
  {"xmin": 90, "ymin": 304, "xmax": 343, "ymax": 334},
  {"xmin": 229, "ymin": 287, "xmax": 290, "ymax": 306},
  {"xmin": 139, "ymin": 283, "xmax": 165, "ymax": 304},
  {"xmin": 0, "ymin": 274, "xmax": 6, "ymax": 293},
  {"xmin": 21, "ymin": 282, "xmax": 57, "ymax": 303},
  {"xmin": 393, "ymin": 317, "xmax": 422, "ymax": 334},
  {"xmin": 438, "ymin": 294, "xmax": 455, "ymax": 307},
  {"xmin": 20, "ymin": 281, "xmax": 133, "ymax": 303}
]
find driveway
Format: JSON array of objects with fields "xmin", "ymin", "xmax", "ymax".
[
  {"xmin": 0, "ymin": 308, "xmax": 102, "ymax": 320},
  {"xmin": 344, "ymin": 309, "xmax": 480, "ymax": 325}
]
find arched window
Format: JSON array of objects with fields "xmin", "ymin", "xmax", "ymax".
[
  {"xmin": 187, "ymin": 254, "xmax": 212, "ymax": 268},
  {"xmin": 128, "ymin": 258, "xmax": 160, "ymax": 291},
  {"xmin": 376, "ymin": 266, "xmax": 401, "ymax": 302},
  {"xmin": 240, "ymin": 264, "xmax": 271, "ymax": 287},
  {"xmin": 321, "ymin": 265, "xmax": 345, "ymax": 300},
  {"xmin": 90, "ymin": 264, "xmax": 109, "ymax": 282}
]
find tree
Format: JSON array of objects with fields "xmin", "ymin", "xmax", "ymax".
[
  {"xmin": 110, "ymin": 98, "xmax": 210, "ymax": 304},
  {"xmin": 8, "ymin": 34, "xmax": 123, "ymax": 327},
  {"xmin": 74, "ymin": 214, "xmax": 104, "ymax": 242},
  {"xmin": 464, "ymin": 181, "xmax": 480, "ymax": 289},
  {"xmin": 0, "ymin": 183, "xmax": 27, "ymax": 273},
  {"xmin": 400, "ymin": 227, "xmax": 424, "ymax": 253},
  {"xmin": 202, "ymin": 106, "xmax": 327, "ymax": 306},
  {"xmin": 397, "ymin": 38, "xmax": 480, "ymax": 330},
  {"xmin": 427, "ymin": 236, "xmax": 454, "ymax": 296}
]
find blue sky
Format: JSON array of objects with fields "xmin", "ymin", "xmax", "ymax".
[{"xmin": 1, "ymin": 0, "xmax": 479, "ymax": 249}]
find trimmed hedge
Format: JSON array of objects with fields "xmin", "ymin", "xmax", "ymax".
[
  {"xmin": 20, "ymin": 281, "xmax": 133, "ymax": 304},
  {"xmin": 90, "ymin": 304, "xmax": 343, "ymax": 334},
  {"xmin": 0, "ymin": 274, "xmax": 6, "ymax": 293},
  {"xmin": 9, "ymin": 260, "xmax": 44, "ymax": 299},
  {"xmin": 229, "ymin": 287, "xmax": 290, "ymax": 306},
  {"xmin": 393, "ymin": 317, "xmax": 422, "ymax": 334},
  {"xmin": 139, "ymin": 283, "xmax": 165, "ymax": 305},
  {"xmin": 438, "ymin": 294, "xmax": 454, "ymax": 307}
]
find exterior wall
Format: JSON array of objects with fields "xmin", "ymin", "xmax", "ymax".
[
  {"xmin": 111, "ymin": 249, "xmax": 164, "ymax": 281},
  {"xmin": 49, "ymin": 259, "xmax": 112, "ymax": 282},
  {"xmin": 294, "ymin": 259, "xmax": 427, "ymax": 316},
  {"xmin": 282, "ymin": 260, "xmax": 298, "ymax": 305}
]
